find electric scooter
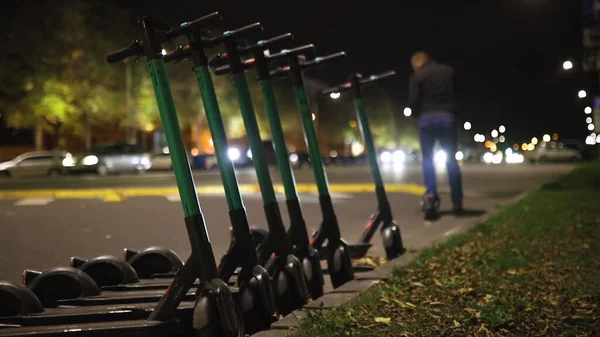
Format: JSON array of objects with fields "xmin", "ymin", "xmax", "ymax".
[
  {"xmin": 268, "ymin": 52, "xmax": 357, "ymax": 289},
  {"xmin": 320, "ymin": 71, "xmax": 406, "ymax": 259}
]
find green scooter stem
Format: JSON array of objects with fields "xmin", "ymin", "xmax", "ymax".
[
  {"xmin": 354, "ymin": 97, "xmax": 387, "ymax": 197},
  {"xmin": 145, "ymin": 60, "xmax": 222, "ymax": 323},
  {"xmin": 147, "ymin": 59, "xmax": 217, "ymax": 273},
  {"xmin": 259, "ymin": 80, "xmax": 305, "ymax": 226},
  {"xmin": 194, "ymin": 66, "xmax": 245, "ymax": 211},
  {"xmin": 231, "ymin": 73, "xmax": 289, "ymax": 247},
  {"xmin": 292, "ymin": 85, "xmax": 331, "ymax": 198}
]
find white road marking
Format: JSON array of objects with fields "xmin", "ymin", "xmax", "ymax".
[
  {"xmin": 444, "ymin": 227, "xmax": 462, "ymax": 237},
  {"xmin": 166, "ymin": 195, "xmax": 180, "ymax": 202},
  {"xmin": 15, "ymin": 198, "xmax": 55, "ymax": 206}
]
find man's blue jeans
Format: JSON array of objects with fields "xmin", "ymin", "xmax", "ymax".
[{"xmin": 419, "ymin": 114, "xmax": 463, "ymax": 207}]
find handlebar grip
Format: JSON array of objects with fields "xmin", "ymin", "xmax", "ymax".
[
  {"xmin": 243, "ymin": 33, "xmax": 293, "ymax": 53},
  {"xmin": 209, "ymin": 22, "xmax": 263, "ymax": 45},
  {"xmin": 163, "ymin": 45, "xmax": 190, "ymax": 63},
  {"xmin": 360, "ymin": 70, "xmax": 396, "ymax": 85},
  {"xmin": 166, "ymin": 12, "xmax": 222, "ymax": 39},
  {"xmin": 268, "ymin": 44, "xmax": 315, "ymax": 62},
  {"xmin": 106, "ymin": 41, "xmax": 142, "ymax": 63},
  {"xmin": 269, "ymin": 66, "xmax": 291, "ymax": 78},
  {"xmin": 321, "ymin": 81, "xmax": 352, "ymax": 95},
  {"xmin": 303, "ymin": 51, "xmax": 346, "ymax": 68},
  {"xmin": 213, "ymin": 57, "xmax": 257, "ymax": 76}
]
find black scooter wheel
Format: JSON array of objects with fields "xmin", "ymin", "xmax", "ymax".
[
  {"xmin": 303, "ymin": 246, "xmax": 325, "ymax": 299},
  {"xmin": 25, "ymin": 267, "xmax": 100, "ymax": 308},
  {"xmin": 382, "ymin": 223, "xmax": 405, "ymax": 259},
  {"xmin": 0, "ymin": 281, "xmax": 44, "ymax": 317},
  {"xmin": 71, "ymin": 255, "xmax": 139, "ymax": 287},
  {"xmin": 327, "ymin": 241, "xmax": 355, "ymax": 289},
  {"xmin": 125, "ymin": 246, "xmax": 184, "ymax": 279}
]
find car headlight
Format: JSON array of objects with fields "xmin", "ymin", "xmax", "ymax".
[
  {"xmin": 228, "ymin": 148, "xmax": 241, "ymax": 161},
  {"xmin": 246, "ymin": 149, "xmax": 252, "ymax": 159},
  {"xmin": 380, "ymin": 151, "xmax": 392, "ymax": 163},
  {"xmin": 141, "ymin": 156, "xmax": 151, "ymax": 166},
  {"xmin": 392, "ymin": 150, "xmax": 406, "ymax": 163},
  {"xmin": 455, "ymin": 151, "xmax": 464, "ymax": 161},
  {"xmin": 483, "ymin": 152, "xmax": 494, "ymax": 164},
  {"xmin": 289, "ymin": 153, "xmax": 299, "ymax": 163},
  {"xmin": 62, "ymin": 155, "xmax": 75, "ymax": 167},
  {"xmin": 82, "ymin": 155, "xmax": 98, "ymax": 166}
]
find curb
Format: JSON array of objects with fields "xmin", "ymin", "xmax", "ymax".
[
  {"xmin": 251, "ymin": 189, "xmax": 531, "ymax": 337},
  {"xmin": 249, "ymin": 252, "xmax": 418, "ymax": 337}
]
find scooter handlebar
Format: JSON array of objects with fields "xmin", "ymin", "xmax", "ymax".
[
  {"xmin": 163, "ymin": 45, "xmax": 191, "ymax": 63},
  {"xmin": 213, "ymin": 57, "xmax": 257, "ymax": 75},
  {"xmin": 209, "ymin": 22, "xmax": 263, "ymax": 45},
  {"xmin": 360, "ymin": 70, "xmax": 396, "ymax": 85},
  {"xmin": 321, "ymin": 70, "xmax": 396, "ymax": 95},
  {"xmin": 166, "ymin": 12, "xmax": 222, "ymax": 39},
  {"xmin": 106, "ymin": 41, "xmax": 143, "ymax": 63},
  {"xmin": 268, "ymin": 44, "xmax": 315, "ymax": 62},
  {"xmin": 321, "ymin": 81, "xmax": 352, "ymax": 95},
  {"xmin": 241, "ymin": 33, "xmax": 293, "ymax": 53},
  {"xmin": 303, "ymin": 51, "xmax": 346, "ymax": 68}
]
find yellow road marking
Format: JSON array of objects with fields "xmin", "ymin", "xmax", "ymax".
[{"xmin": 0, "ymin": 183, "xmax": 426, "ymax": 201}]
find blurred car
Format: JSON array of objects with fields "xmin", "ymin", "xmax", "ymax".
[
  {"xmin": 191, "ymin": 154, "xmax": 218, "ymax": 170},
  {"xmin": 150, "ymin": 149, "xmax": 195, "ymax": 171},
  {"xmin": 63, "ymin": 143, "xmax": 151, "ymax": 175},
  {"xmin": 526, "ymin": 142, "xmax": 582, "ymax": 163},
  {"xmin": 0, "ymin": 150, "xmax": 68, "ymax": 178}
]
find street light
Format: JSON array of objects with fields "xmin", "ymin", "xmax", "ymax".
[
  {"xmin": 329, "ymin": 92, "xmax": 341, "ymax": 99},
  {"xmin": 543, "ymin": 134, "xmax": 551, "ymax": 142},
  {"xmin": 579, "ymin": 90, "xmax": 587, "ymax": 98},
  {"xmin": 589, "ymin": 123, "xmax": 595, "ymax": 131},
  {"xmin": 499, "ymin": 125, "xmax": 506, "ymax": 133},
  {"xmin": 531, "ymin": 137, "xmax": 538, "ymax": 145},
  {"xmin": 491, "ymin": 129, "xmax": 499, "ymax": 138},
  {"xmin": 403, "ymin": 107, "xmax": 412, "ymax": 117},
  {"xmin": 585, "ymin": 106, "xmax": 592, "ymax": 114},
  {"xmin": 463, "ymin": 121, "xmax": 472, "ymax": 130},
  {"xmin": 499, "ymin": 135, "xmax": 506, "ymax": 143},
  {"xmin": 563, "ymin": 60, "xmax": 573, "ymax": 70},
  {"xmin": 587, "ymin": 117, "xmax": 593, "ymax": 124}
]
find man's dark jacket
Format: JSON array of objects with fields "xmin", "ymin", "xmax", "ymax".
[{"xmin": 408, "ymin": 60, "xmax": 458, "ymax": 117}]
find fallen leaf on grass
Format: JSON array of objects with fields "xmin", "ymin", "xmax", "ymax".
[
  {"xmin": 433, "ymin": 278, "xmax": 443, "ymax": 287},
  {"xmin": 582, "ymin": 243, "xmax": 589, "ymax": 249},
  {"xmin": 411, "ymin": 282, "xmax": 426, "ymax": 288},
  {"xmin": 507, "ymin": 268, "xmax": 517, "ymax": 275},
  {"xmin": 374, "ymin": 317, "xmax": 391, "ymax": 325},
  {"xmin": 453, "ymin": 320, "xmax": 461, "ymax": 327}
]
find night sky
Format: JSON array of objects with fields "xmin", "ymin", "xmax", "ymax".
[
  {"xmin": 1, "ymin": 0, "xmax": 594, "ymax": 145},
  {"xmin": 118, "ymin": 0, "xmax": 599, "ymax": 143}
]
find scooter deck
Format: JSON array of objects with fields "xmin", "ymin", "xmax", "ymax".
[
  {"xmin": 101, "ymin": 271, "xmax": 241, "ymax": 291},
  {"xmin": 54, "ymin": 289, "xmax": 198, "ymax": 306},
  {"xmin": 0, "ymin": 318, "xmax": 191, "ymax": 337},
  {"xmin": 0, "ymin": 301, "xmax": 194, "ymax": 328}
]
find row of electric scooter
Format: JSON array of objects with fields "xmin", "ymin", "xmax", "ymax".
[{"xmin": 0, "ymin": 11, "xmax": 405, "ymax": 337}]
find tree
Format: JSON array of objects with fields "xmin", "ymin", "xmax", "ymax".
[{"xmin": 0, "ymin": 0, "xmax": 135, "ymax": 149}]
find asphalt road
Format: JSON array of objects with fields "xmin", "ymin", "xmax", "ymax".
[
  {"xmin": 0, "ymin": 162, "xmax": 573, "ymax": 197},
  {"xmin": 0, "ymin": 163, "xmax": 575, "ymax": 284}
]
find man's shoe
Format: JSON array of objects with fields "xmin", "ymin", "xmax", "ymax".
[
  {"xmin": 422, "ymin": 195, "xmax": 440, "ymax": 220},
  {"xmin": 453, "ymin": 205, "xmax": 466, "ymax": 216}
]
